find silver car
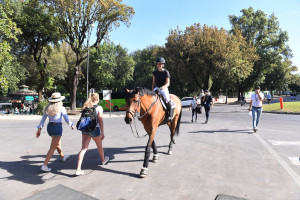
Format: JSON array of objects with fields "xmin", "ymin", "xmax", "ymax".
[{"xmin": 181, "ymin": 97, "xmax": 193, "ymax": 107}]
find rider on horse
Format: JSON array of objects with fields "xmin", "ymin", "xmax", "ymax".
[{"xmin": 152, "ymin": 57, "xmax": 174, "ymax": 122}]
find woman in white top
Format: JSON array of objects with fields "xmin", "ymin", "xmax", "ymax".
[
  {"xmin": 36, "ymin": 92, "xmax": 74, "ymax": 172},
  {"xmin": 75, "ymin": 93, "xmax": 109, "ymax": 176}
]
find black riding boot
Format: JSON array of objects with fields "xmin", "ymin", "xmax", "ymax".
[{"xmin": 167, "ymin": 101, "xmax": 174, "ymax": 122}]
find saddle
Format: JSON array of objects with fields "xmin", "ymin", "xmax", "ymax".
[{"xmin": 155, "ymin": 90, "xmax": 176, "ymax": 122}]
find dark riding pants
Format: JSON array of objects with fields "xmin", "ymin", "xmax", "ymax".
[
  {"xmin": 192, "ymin": 108, "xmax": 197, "ymax": 120},
  {"xmin": 204, "ymin": 106, "xmax": 210, "ymax": 121}
]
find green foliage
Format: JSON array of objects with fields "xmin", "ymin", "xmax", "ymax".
[
  {"xmin": 131, "ymin": 45, "xmax": 160, "ymax": 89},
  {"xmin": 37, "ymin": 100, "xmax": 48, "ymax": 115},
  {"xmin": 12, "ymin": 0, "xmax": 62, "ymax": 100},
  {"xmin": 0, "ymin": 2, "xmax": 22, "ymax": 94},
  {"xmin": 88, "ymin": 42, "xmax": 135, "ymax": 91},
  {"xmin": 289, "ymin": 74, "xmax": 300, "ymax": 92},
  {"xmin": 229, "ymin": 7, "xmax": 294, "ymax": 93},
  {"xmin": 164, "ymin": 24, "xmax": 257, "ymax": 97},
  {"xmin": 50, "ymin": 0, "xmax": 135, "ymax": 109}
]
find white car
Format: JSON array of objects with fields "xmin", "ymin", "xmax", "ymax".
[{"xmin": 181, "ymin": 97, "xmax": 193, "ymax": 107}]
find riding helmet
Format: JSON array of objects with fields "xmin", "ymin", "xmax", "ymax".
[{"xmin": 156, "ymin": 57, "xmax": 165, "ymax": 64}]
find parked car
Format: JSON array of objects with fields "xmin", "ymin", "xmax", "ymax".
[{"xmin": 181, "ymin": 97, "xmax": 193, "ymax": 107}]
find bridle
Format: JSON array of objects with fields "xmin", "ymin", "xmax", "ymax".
[{"xmin": 126, "ymin": 93, "xmax": 159, "ymax": 138}]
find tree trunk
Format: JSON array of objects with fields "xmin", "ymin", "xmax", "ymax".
[
  {"xmin": 204, "ymin": 71, "xmax": 210, "ymax": 90},
  {"xmin": 71, "ymin": 60, "xmax": 81, "ymax": 110},
  {"xmin": 38, "ymin": 88, "xmax": 43, "ymax": 102}
]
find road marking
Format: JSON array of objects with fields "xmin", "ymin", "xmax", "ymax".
[
  {"xmin": 254, "ymin": 134, "xmax": 300, "ymax": 188},
  {"xmin": 269, "ymin": 140, "xmax": 300, "ymax": 146},
  {"xmin": 289, "ymin": 157, "xmax": 300, "ymax": 166}
]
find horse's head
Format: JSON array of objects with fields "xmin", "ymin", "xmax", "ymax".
[{"xmin": 124, "ymin": 88, "xmax": 141, "ymax": 124}]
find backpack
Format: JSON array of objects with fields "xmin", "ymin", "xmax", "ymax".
[
  {"xmin": 196, "ymin": 104, "xmax": 202, "ymax": 114},
  {"xmin": 76, "ymin": 105, "xmax": 98, "ymax": 132}
]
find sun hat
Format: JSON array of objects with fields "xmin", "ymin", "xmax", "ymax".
[{"xmin": 48, "ymin": 92, "xmax": 65, "ymax": 102}]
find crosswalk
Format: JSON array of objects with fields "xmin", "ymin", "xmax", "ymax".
[{"xmin": 269, "ymin": 140, "xmax": 300, "ymax": 166}]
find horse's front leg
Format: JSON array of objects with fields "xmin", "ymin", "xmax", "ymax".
[
  {"xmin": 152, "ymin": 140, "xmax": 159, "ymax": 163},
  {"xmin": 140, "ymin": 128, "xmax": 156, "ymax": 178}
]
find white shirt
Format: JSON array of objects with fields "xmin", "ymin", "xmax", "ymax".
[
  {"xmin": 250, "ymin": 93, "xmax": 264, "ymax": 107},
  {"xmin": 94, "ymin": 105, "xmax": 103, "ymax": 128},
  {"xmin": 191, "ymin": 99, "xmax": 197, "ymax": 109}
]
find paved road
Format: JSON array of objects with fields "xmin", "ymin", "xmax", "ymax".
[{"xmin": 0, "ymin": 105, "xmax": 300, "ymax": 200}]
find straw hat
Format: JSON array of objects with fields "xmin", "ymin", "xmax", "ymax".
[{"xmin": 48, "ymin": 92, "xmax": 65, "ymax": 102}]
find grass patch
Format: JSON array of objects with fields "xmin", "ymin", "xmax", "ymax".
[{"xmin": 263, "ymin": 102, "xmax": 300, "ymax": 113}]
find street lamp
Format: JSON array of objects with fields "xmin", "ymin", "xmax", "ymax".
[{"xmin": 86, "ymin": 22, "xmax": 95, "ymax": 98}]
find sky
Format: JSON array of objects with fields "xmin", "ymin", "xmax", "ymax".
[{"xmin": 92, "ymin": 0, "xmax": 300, "ymax": 71}]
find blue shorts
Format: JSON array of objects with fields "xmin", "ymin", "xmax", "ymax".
[
  {"xmin": 47, "ymin": 122, "xmax": 62, "ymax": 136},
  {"xmin": 82, "ymin": 127, "xmax": 101, "ymax": 137}
]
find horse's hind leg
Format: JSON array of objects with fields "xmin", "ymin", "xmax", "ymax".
[
  {"xmin": 152, "ymin": 140, "xmax": 159, "ymax": 163},
  {"xmin": 168, "ymin": 122, "xmax": 176, "ymax": 155},
  {"xmin": 168, "ymin": 111, "xmax": 180, "ymax": 155}
]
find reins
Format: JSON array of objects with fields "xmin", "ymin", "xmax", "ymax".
[{"xmin": 128, "ymin": 94, "xmax": 159, "ymax": 139}]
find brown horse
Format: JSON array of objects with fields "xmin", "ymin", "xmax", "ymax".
[{"xmin": 124, "ymin": 87, "xmax": 182, "ymax": 178}]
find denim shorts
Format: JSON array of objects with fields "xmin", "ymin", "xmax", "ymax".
[
  {"xmin": 47, "ymin": 122, "xmax": 63, "ymax": 136},
  {"xmin": 82, "ymin": 127, "xmax": 101, "ymax": 137}
]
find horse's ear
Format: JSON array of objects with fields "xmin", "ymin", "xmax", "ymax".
[
  {"xmin": 135, "ymin": 87, "xmax": 144, "ymax": 96},
  {"xmin": 134, "ymin": 88, "xmax": 139, "ymax": 94}
]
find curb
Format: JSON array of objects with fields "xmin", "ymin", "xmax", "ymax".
[{"xmin": 263, "ymin": 111, "xmax": 300, "ymax": 115}]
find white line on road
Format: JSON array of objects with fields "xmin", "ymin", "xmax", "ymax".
[
  {"xmin": 269, "ymin": 140, "xmax": 300, "ymax": 146},
  {"xmin": 288, "ymin": 157, "xmax": 300, "ymax": 166},
  {"xmin": 254, "ymin": 134, "xmax": 300, "ymax": 188}
]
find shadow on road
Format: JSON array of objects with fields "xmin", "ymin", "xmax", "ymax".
[{"xmin": 0, "ymin": 145, "xmax": 169, "ymax": 184}]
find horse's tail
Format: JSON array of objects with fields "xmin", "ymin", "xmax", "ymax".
[{"xmin": 175, "ymin": 109, "xmax": 182, "ymax": 136}]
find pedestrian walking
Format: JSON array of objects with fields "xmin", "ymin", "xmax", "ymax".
[
  {"xmin": 202, "ymin": 89, "xmax": 213, "ymax": 123},
  {"xmin": 75, "ymin": 93, "xmax": 109, "ymax": 176},
  {"xmin": 189, "ymin": 96, "xmax": 197, "ymax": 123},
  {"xmin": 267, "ymin": 93, "xmax": 272, "ymax": 104},
  {"xmin": 248, "ymin": 86, "xmax": 264, "ymax": 133},
  {"xmin": 36, "ymin": 92, "xmax": 74, "ymax": 172}
]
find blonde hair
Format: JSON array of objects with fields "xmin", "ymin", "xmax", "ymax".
[
  {"xmin": 45, "ymin": 101, "xmax": 63, "ymax": 116},
  {"xmin": 82, "ymin": 93, "xmax": 99, "ymax": 109}
]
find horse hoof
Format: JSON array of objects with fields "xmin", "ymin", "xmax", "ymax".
[
  {"xmin": 153, "ymin": 154, "xmax": 159, "ymax": 163},
  {"xmin": 172, "ymin": 140, "xmax": 176, "ymax": 144},
  {"xmin": 140, "ymin": 167, "xmax": 148, "ymax": 178},
  {"xmin": 168, "ymin": 150, "xmax": 172, "ymax": 155}
]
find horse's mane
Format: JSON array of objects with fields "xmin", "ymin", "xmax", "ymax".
[
  {"xmin": 137, "ymin": 87, "xmax": 156, "ymax": 97},
  {"xmin": 125, "ymin": 87, "xmax": 157, "ymax": 98}
]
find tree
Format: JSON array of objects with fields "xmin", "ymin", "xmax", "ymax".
[
  {"xmin": 87, "ymin": 42, "xmax": 134, "ymax": 91},
  {"xmin": 13, "ymin": 0, "xmax": 61, "ymax": 100},
  {"xmin": 229, "ymin": 7, "xmax": 294, "ymax": 93},
  {"xmin": 0, "ymin": 2, "xmax": 22, "ymax": 94},
  {"xmin": 164, "ymin": 24, "xmax": 257, "ymax": 97},
  {"xmin": 50, "ymin": 0, "xmax": 134, "ymax": 109},
  {"xmin": 131, "ymin": 45, "xmax": 160, "ymax": 89}
]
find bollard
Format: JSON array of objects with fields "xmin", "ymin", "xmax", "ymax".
[{"xmin": 279, "ymin": 97, "xmax": 284, "ymax": 109}]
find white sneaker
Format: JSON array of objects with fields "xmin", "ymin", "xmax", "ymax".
[
  {"xmin": 102, "ymin": 156, "xmax": 109, "ymax": 165},
  {"xmin": 41, "ymin": 165, "xmax": 51, "ymax": 172},
  {"xmin": 61, "ymin": 154, "xmax": 70, "ymax": 162},
  {"xmin": 75, "ymin": 170, "xmax": 84, "ymax": 176}
]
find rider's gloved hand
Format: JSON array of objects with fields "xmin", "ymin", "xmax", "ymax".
[{"xmin": 159, "ymin": 87, "xmax": 163, "ymax": 90}]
